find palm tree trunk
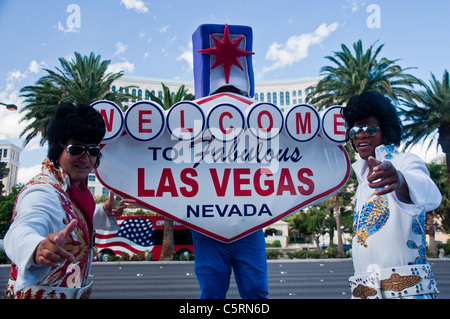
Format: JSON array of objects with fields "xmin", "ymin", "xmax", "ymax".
[
  {"xmin": 146, "ymin": 84, "xmax": 195, "ymax": 261},
  {"xmin": 426, "ymin": 212, "xmax": 438, "ymax": 258},
  {"xmin": 446, "ymin": 152, "xmax": 450, "ymax": 199},
  {"xmin": 437, "ymin": 125, "xmax": 450, "ymax": 197},
  {"xmin": 334, "ymin": 194, "xmax": 344, "ymax": 253},
  {"xmin": 314, "ymin": 234, "xmax": 321, "ymax": 250},
  {"xmin": 159, "ymin": 218, "xmax": 175, "ymax": 261}
]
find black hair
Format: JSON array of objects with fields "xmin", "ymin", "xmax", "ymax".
[
  {"xmin": 341, "ymin": 91, "xmax": 402, "ymax": 149},
  {"xmin": 46, "ymin": 103, "xmax": 106, "ymax": 168},
  {"xmin": 212, "ymin": 85, "xmax": 249, "ymax": 97}
]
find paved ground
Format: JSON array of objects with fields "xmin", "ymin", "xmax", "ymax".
[
  {"xmin": 1, "ymin": 258, "xmax": 448, "ymax": 300},
  {"xmin": 89, "ymin": 258, "xmax": 353, "ymax": 299}
]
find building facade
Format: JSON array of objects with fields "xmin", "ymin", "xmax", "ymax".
[
  {"xmin": 0, "ymin": 140, "xmax": 21, "ymax": 195},
  {"xmin": 110, "ymin": 76, "xmax": 320, "ymax": 112},
  {"xmin": 252, "ymin": 77, "xmax": 318, "ymax": 113}
]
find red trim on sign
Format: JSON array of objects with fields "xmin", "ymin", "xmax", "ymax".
[{"xmin": 196, "ymin": 93, "xmax": 254, "ymax": 106}]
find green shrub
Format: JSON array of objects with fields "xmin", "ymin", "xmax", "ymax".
[
  {"xmin": 438, "ymin": 239, "xmax": 450, "ymax": 256},
  {"xmin": 0, "ymin": 250, "xmax": 10, "ymax": 264},
  {"xmin": 266, "ymin": 240, "xmax": 282, "ymax": 248},
  {"xmin": 266, "ymin": 250, "xmax": 284, "ymax": 259},
  {"xmin": 322, "ymin": 247, "xmax": 346, "ymax": 258},
  {"xmin": 286, "ymin": 249, "xmax": 322, "ymax": 259},
  {"xmin": 286, "ymin": 250, "xmax": 310, "ymax": 259},
  {"xmin": 307, "ymin": 250, "xmax": 322, "ymax": 259}
]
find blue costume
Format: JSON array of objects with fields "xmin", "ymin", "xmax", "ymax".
[
  {"xmin": 192, "ymin": 230, "xmax": 268, "ymax": 299},
  {"xmin": 191, "ymin": 24, "xmax": 268, "ymax": 299}
]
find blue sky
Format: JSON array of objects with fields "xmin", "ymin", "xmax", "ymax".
[{"xmin": 0, "ymin": 0, "xmax": 448, "ymax": 183}]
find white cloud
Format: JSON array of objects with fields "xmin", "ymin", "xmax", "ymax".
[
  {"xmin": 0, "ymin": 81, "xmax": 26, "ymax": 142},
  {"xmin": 28, "ymin": 61, "xmax": 40, "ymax": 74},
  {"xmin": 106, "ymin": 61, "xmax": 135, "ymax": 74},
  {"xmin": 121, "ymin": 0, "xmax": 149, "ymax": 13},
  {"xmin": 176, "ymin": 42, "xmax": 193, "ymax": 70},
  {"xmin": 28, "ymin": 60, "xmax": 47, "ymax": 74},
  {"xmin": 7, "ymin": 60, "xmax": 45, "ymax": 83},
  {"xmin": 0, "ymin": 91, "xmax": 28, "ymax": 149},
  {"xmin": 260, "ymin": 22, "xmax": 339, "ymax": 75},
  {"xmin": 0, "ymin": 83, "xmax": 23, "ymax": 108},
  {"xmin": 7, "ymin": 70, "xmax": 27, "ymax": 82},
  {"xmin": 57, "ymin": 21, "xmax": 79, "ymax": 33},
  {"xmin": 158, "ymin": 25, "xmax": 169, "ymax": 33},
  {"xmin": 18, "ymin": 164, "xmax": 42, "ymax": 185},
  {"xmin": 344, "ymin": 0, "xmax": 368, "ymax": 12},
  {"xmin": 23, "ymin": 138, "xmax": 43, "ymax": 152},
  {"xmin": 0, "ymin": 108, "xmax": 25, "ymax": 141},
  {"xmin": 1, "ymin": 59, "xmax": 47, "ymax": 130},
  {"xmin": 404, "ymin": 139, "xmax": 445, "ymax": 164},
  {"xmin": 114, "ymin": 42, "xmax": 128, "ymax": 55}
]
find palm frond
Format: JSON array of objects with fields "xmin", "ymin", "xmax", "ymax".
[
  {"xmin": 307, "ymin": 39, "xmax": 421, "ymax": 110},
  {"xmin": 18, "ymin": 52, "xmax": 129, "ymax": 146}
]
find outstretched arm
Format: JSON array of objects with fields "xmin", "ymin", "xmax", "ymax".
[{"xmin": 33, "ymin": 219, "xmax": 78, "ymax": 267}]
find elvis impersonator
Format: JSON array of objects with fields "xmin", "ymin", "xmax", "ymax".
[
  {"xmin": 342, "ymin": 91, "xmax": 442, "ymax": 299},
  {"xmin": 3, "ymin": 103, "xmax": 130, "ymax": 299}
]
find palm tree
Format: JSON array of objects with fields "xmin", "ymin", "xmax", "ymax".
[
  {"xmin": 146, "ymin": 83, "xmax": 194, "ymax": 110},
  {"xmin": 19, "ymin": 52, "xmax": 137, "ymax": 146},
  {"xmin": 145, "ymin": 83, "xmax": 195, "ymax": 261},
  {"xmin": 306, "ymin": 40, "xmax": 421, "ymax": 109},
  {"xmin": 306, "ymin": 40, "xmax": 421, "ymax": 252},
  {"xmin": 401, "ymin": 70, "xmax": 450, "ymax": 196},
  {"xmin": 426, "ymin": 161, "xmax": 449, "ymax": 257},
  {"xmin": 19, "ymin": 80, "xmax": 64, "ymax": 147}
]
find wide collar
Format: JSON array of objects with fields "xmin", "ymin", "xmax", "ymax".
[{"xmin": 40, "ymin": 158, "xmax": 71, "ymax": 192}]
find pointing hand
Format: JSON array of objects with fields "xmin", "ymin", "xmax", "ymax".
[
  {"xmin": 34, "ymin": 219, "xmax": 78, "ymax": 267},
  {"xmin": 367, "ymin": 156, "xmax": 410, "ymax": 201}
]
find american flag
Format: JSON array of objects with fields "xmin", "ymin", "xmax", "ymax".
[{"xmin": 95, "ymin": 217, "xmax": 155, "ymax": 255}]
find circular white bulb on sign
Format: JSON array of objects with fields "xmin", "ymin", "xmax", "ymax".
[
  {"xmin": 246, "ymin": 102, "xmax": 284, "ymax": 140},
  {"xmin": 320, "ymin": 105, "xmax": 346, "ymax": 145},
  {"xmin": 207, "ymin": 103, "xmax": 245, "ymax": 142},
  {"xmin": 166, "ymin": 101, "xmax": 205, "ymax": 141},
  {"xmin": 125, "ymin": 101, "xmax": 165, "ymax": 141},
  {"xmin": 91, "ymin": 100, "xmax": 124, "ymax": 143},
  {"xmin": 284, "ymin": 104, "xmax": 320, "ymax": 142}
]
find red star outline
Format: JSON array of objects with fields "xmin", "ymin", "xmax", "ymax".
[{"xmin": 198, "ymin": 24, "xmax": 254, "ymax": 84}]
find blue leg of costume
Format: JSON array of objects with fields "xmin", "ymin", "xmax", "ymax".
[{"xmin": 192, "ymin": 229, "xmax": 268, "ymax": 299}]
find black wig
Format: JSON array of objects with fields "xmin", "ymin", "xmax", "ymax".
[
  {"xmin": 46, "ymin": 103, "xmax": 106, "ymax": 168},
  {"xmin": 341, "ymin": 91, "xmax": 402, "ymax": 149}
]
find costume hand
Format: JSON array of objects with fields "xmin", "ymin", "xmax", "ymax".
[
  {"xmin": 367, "ymin": 156, "xmax": 410, "ymax": 200},
  {"xmin": 103, "ymin": 190, "xmax": 135, "ymax": 217},
  {"xmin": 34, "ymin": 219, "xmax": 78, "ymax": 267}
]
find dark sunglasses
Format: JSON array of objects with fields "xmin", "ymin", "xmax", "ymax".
[
  {"xmin": 348, "ymin": 125, "xmax": 380, "ymax": 139},
  {"xmin": 61, "ymin": 144, "xmax": 101, "ymax": 158}
]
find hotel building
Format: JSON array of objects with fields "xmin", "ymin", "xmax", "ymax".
[{"xmin": 0, "ymin": 140, "xmax": 21, "ymax": 195}]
